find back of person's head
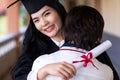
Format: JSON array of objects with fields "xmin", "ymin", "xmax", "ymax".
[{"xmin": 64, "ymin": 5, "xmax": 104, "ymax": 50}]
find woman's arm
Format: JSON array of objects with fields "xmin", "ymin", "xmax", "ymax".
[
  {"xmin": 37, "ymin": 62, "xmax": 76, "ymax": 80},
  {"xmin": 27, "ymin": 54, "xmax": 76, "ymax": 80}
]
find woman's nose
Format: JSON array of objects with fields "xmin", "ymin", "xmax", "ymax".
[{"xmin": 40, "ymin": 18, "xmax": 48, "ymax": 27}]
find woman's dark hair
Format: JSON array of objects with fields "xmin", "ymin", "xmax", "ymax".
[
  {"xmin": 63, "ymin": 5, "xmax": 104, "ymax": 50},
  {"xmin": 51, "ymin": 2, "xmax": 67, "ymax": 26}
]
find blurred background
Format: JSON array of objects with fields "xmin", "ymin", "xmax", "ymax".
[{"xmin": 0, "ymin": 0, "xmax": 120, "ymax": 80}]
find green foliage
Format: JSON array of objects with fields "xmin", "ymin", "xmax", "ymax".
[{"xmin": 0, "ymin": 16, "xmax": 7, "ymax": 37}]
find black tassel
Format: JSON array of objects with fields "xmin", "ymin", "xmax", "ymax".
[{"xmin": 7, "ymin": 0, "xmax": 20, "ymax": 8}]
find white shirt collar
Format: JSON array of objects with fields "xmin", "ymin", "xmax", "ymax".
[{"xmin": 51, "ymin": 38, "xmax": 65, "ymax": 47}]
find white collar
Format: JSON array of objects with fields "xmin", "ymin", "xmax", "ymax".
[{"xmin": 51, "ymin": 38, "xmax": 65, "ymax": 47}]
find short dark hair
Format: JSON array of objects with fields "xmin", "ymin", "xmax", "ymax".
[{"xmin": 63, "ymin": 5, "xmax": 104, "ymax": 50}]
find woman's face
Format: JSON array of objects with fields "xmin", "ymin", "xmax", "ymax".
[{"xmin": 31, "ymin": 6, "xmax": 62, "ymax": 39}]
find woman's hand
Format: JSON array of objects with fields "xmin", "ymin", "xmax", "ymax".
[{"xmin": 37, "ymin": 62, "xmax": 76, "ymax": 80}]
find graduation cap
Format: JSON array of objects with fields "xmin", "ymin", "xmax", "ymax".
[{"xmin": 7, "ymin": 0, "xmax": 59, "ymax": 14}]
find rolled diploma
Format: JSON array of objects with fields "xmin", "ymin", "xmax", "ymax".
[
  {"xmin": 73, "ymin": 40, "xmax": 112, "ymax": 69},
  {"xmin": 88, "ymin": 40, "xmax": 112, "ymax": 58}
]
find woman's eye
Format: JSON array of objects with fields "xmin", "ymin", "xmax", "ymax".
[
  {"xmin": 34, "ymin": 20, "xmax": 39, "ymax": 23},
  {"xmin": 44, "ymin": 12, "xmax": 50, "ymax": 16}
]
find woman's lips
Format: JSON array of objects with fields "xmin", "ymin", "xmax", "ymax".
[{"xmin": 45, "ymin": 25, "xmax": 55, "ymax": 33}]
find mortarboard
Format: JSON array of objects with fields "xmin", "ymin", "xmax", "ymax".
[{"xmin": 7, "ymin": 0, "xmax": 59, "ymax": 14}]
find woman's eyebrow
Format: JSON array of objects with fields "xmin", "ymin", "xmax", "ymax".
[
  {"xmin": 33, "ymin": 17, "xmax": 39, "ymax": 21},
  {"xmin": 32, "ymin": 9, "xmax": 50, "ymax": 21},
  {"xmin": 42, "ymin": 9, "xmax": 50, "ymax": 16}
]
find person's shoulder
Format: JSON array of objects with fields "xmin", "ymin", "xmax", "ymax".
[
  {"xmin": 34, "ymin": 54, "xmax": 49, "ymax": 63},
  {"xmin": 31, "ymin": 54, "xmax": 50, "ymax": 70}
]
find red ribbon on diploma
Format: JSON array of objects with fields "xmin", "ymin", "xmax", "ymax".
[{"xmin": 72, "ymin": 52, "xmax": 98, "ymax": 70}]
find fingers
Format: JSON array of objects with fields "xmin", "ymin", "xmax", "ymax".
[
  {"xmin": 56, "ymin": 70, "xmax": 69, "ymax": 80},
  {"xmin": 57, "ymin": 62, "xmax": 76, "ymax": 80},
  {"xmin": 62, "ymin": 62, "xmax": 76, "ymax": 76}
]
